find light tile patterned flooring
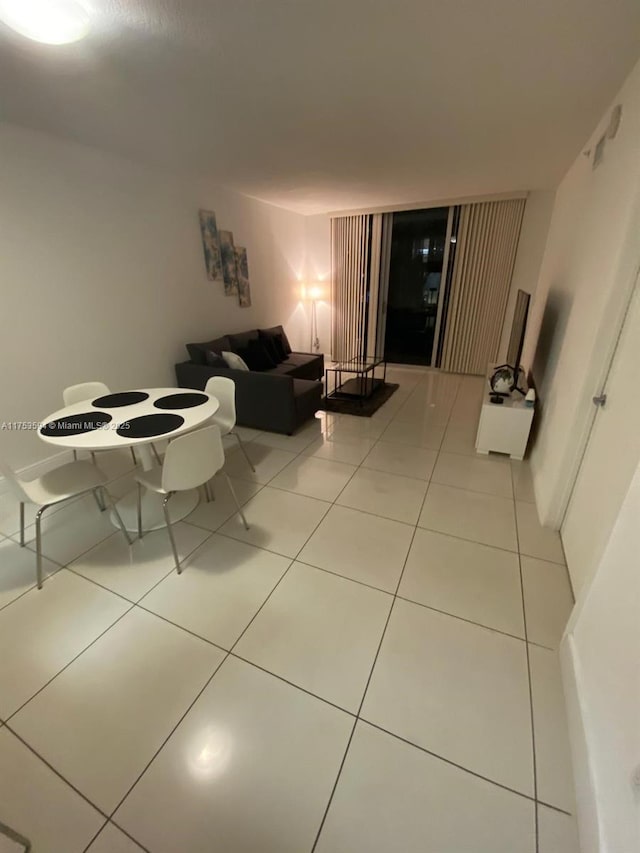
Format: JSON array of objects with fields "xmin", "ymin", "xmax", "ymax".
[{"xmin": 0, "ymin": 367, "xmax": 579, "ymax": 852}]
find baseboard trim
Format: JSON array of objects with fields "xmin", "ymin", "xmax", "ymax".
[{"xmin": 560, "ymin": 632, "xmax": 600, "ymax": 853}]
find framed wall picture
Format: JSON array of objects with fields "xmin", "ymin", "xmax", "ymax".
[
  {"xmin": 235, "ymin": 246, "xmax": 251, "ymax": 307},
  {"xmin": 198, "ymin": 209, "xmax": 223, "ymax": 281},
  {"xmin": 219, "ymin": 230, "xmax": 239, "ymax": 295}
]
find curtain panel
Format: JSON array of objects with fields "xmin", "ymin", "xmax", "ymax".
[
  {"xmin": 440, "ymin": 198, "xmax": 526, "ymax": 374},
  {"xmin": 330, "ymin": 214, "xmax": 371, "ymax": 362}
]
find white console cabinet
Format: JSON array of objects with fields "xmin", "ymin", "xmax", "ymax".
[{"xmin": 475, "ymin": 365, "xmax": 534, "ymax": 461}]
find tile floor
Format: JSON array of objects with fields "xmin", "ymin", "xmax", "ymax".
[{"xmin": 0, "ymin": 367, "xmax": 579, "ymax": 853}]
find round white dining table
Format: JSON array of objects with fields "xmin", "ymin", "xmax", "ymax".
[{"xmin": 38, "ymin": 387, "xmax": 219, "ymax": 532}]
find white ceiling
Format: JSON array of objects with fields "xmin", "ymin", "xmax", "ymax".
[{"xmin": 1, "ymin": 0, "xmax": 639, "ymax": 214}]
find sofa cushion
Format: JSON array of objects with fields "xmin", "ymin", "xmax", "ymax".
[
  {"xmin": 205, "ymin": 350, "xmax": 227, "ymax": 368},
  {"xmin": 263, "ymin": 362, "xmax": 296, "ymax": 376},
  {"xmin": 238, "ymin": 339, "xmax": 278, "ymax": 372},
  {"xmin": 186, "ymin": 336, "xmax": 230, "ymax": 365},
  {"xmin": 228, "ymin": 329, "xmax": 259, "ymax": 353},
  {"xmin": 272, "ymin": 334, "xmax": 287, "ymax": 361},
  {"xmin": 280, "ymin": 352, "xmax": 324, "ymax": 381},
  {"xmin": 259, "ymin": 325, "xmax": 292, "ymax": 356}
]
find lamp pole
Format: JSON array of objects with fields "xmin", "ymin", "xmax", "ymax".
[{"xmin": 310, "ymin": 299, "xmax": 319, "ymax": 352}]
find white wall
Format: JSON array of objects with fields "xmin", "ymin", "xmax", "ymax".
[
  {"xmin": 522, "ymin": 56, "xmax": 640, "ymax": 525},
  {"xmin": 497, "ymin": 190, "xmax": 555, "ymax": 363},
  {"xmin": 561, "ymin": 462, "xmax": 640, "ymax": 853},
  {"xmin": 0, "ymin": 124, "xmax": 309, "ymax": 469}
]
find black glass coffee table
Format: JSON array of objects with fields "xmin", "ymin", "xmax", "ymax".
[{"xmin": 325, "ymin": 357, "xmax": 387, "ymax": 406}]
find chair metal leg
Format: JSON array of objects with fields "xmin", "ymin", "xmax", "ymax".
[
  {"xmin": 35, "ymin": 505, "xmax": 49, "ymax": 589},
  {"xmin": 151, "ymin": 443, "xmax": 162, "ymax": 465},
  {"xmin": 162, "ymin": 493, "xmax": 181, "ymax": 573},
  {"xmin": 130, "ymin": 447, "xmax": 137, "ymax": 465},
  {"xmin": 19, "ymin": 502, "xmax": 25, "ymax": 547},
  {"xmin": 232, "ymin": 431, "xmax": 255, "ymax": 472},
  {"xmin": 92, "ymin": 488, "xmax": 106, "ymax": 512},
  {"xmin": 224, "ymin": 473, "xmax": 249, "ymax": 530},
  {"xmin": 136, "ymin": 482, "xmax": 143, "ymax": 540},
  {"xmin": 204, "ymin": 480, "xmax": 213, "ymax": 502},
  {"xmin": 101, "ymin": 487, "xmax": 132, "ymax": 547},
  {"xmin": 72, "ymin": 449, "xmax": 78, "ymax": 461}
]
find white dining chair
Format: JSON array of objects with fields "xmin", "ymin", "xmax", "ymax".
[
  {"xmin": 63, "ymin": 381, "xmax": 111, "ymax": 408},
  {"xmin": 63, "ymin": 382, "xmax": 161, "ymax": 466},
  {"xmin": 135, "ymin": 424, "xmax": 249, "ymax": 573},
  {"xmin": 204, "ymin": 376, "xmax": 255, "ymax": 472},
  {"xmin": 0, "ymin": 457, "xmax": 132, "ymax": 589}
]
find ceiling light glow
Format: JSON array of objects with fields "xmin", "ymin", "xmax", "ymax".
[{"xmin": 0, "ymin": 0, "xmax": 90, "ymax": 45}]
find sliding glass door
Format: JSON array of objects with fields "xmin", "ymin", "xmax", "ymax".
[
  {"xmin": 331, "ymin": 199, "xmax": 524, "ymax": 372},
  {"xmin": 383, "ymin": 207, "xmax": 451, "ymax": 365}
]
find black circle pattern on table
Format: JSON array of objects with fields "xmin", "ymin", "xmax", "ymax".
[
  {"xmin": 41, "ymin": 411, "xmax": 113, "ymax": 437},
  {"xmin": 154, "ymin": 392, "xmax": 209, "ymax": 410},
  {"xmin": 117, "ymin": 413, "xmax": 185, "ymax": 439},
  {"xmin": 92, "ymin": 391, "xmax": 150, "ymax": 408}
]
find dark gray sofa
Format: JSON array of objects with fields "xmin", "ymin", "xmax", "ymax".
[{"xmin": 175, "ymin": 325, "xmax": 324, "ymax": 434}]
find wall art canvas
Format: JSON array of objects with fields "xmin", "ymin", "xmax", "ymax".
[
  {"xmin": 235, "ymin": 246, "xmax": 252, "ymax": 307},
  {"xmin": 198, "ymin": 209, "xmax": 222, "ymax": 281},
  {"xmin": 219, "ymin": 230, "xmax": 239, "ymax": 295}
]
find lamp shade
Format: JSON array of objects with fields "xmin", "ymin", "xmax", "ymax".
[{"xmin": 302, "ymin": 281, "xmax": 327, "ymax": 301}]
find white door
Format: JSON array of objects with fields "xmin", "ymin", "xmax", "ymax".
[{"xmin": 561, "ymin": 276, "xmax": 640, "ymax": 597}]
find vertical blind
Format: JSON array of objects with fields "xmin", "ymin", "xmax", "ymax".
[
  {"xmin": 331, "ymin": 214, "xmax": 371, "ymax": 362},
  {"xmin": 440, "ymin": 198, "xmax": 526, "ymax": 374}
]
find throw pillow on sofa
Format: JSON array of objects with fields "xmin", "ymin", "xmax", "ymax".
[
  {"xmin": 258, "ymin": 331, "xmax": 284, "ymax": 364},
  {"xmin": 186, "ymin": 336, "xmax": 231, "ymax": 365},
  {"xmin": 239, "ymin": 339, "xmax": 277, "ymax": 372},
  {"xmin": 205, "ymin": 350, "xmax": 228, "ymax": 368},
  {"xmin": 222, "ymin": 351, "xmax": 249, "ymax": 371},
  {"xmin": 259, "ymin": 325, "xmax": 292, "ymax": 357}
]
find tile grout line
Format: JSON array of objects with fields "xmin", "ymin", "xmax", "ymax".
[
  {"xmin": 0, "ymin": 562, "xmax": 67, "ymax": 615},
  {"xmin": 81, "ymin": 819, "xmax": 111, "ymax": 853},
  {"xmin": 12, "ymin": 470, "xmax": 269, "ymax": 616},
  {"xmin": 290, "ymin": 554, "xmax": 558, "ymax": 651},
  {"xmin": 81, "ymin": 818, "xmax": 151, "ymax": 853},
  {"xmin": 103, "ymin": 649, "xmax": 232, "ymax": 829},
  {"xmin": 207, "ymin": 482, "xmax": 562, "ymax": 562},
  {"xmin": 360, "ymin": 719, "xmax": 560, "ymax": 809},
  {"xmin": 65, "ymin": 520, "xmax": 220, "ymax": 607},
  {"xmin": 511, "ymin": 460, "xmax": 540, "ymax": 853},
  {"xmin": 1, "ymin": 723, "xmax": 112, "ymax": 824},
  {"xmin": 80, "ymin": 440, "xmax": 324, "ymax": 840},
  {"xmin": 102, "ymin": 415, "xmax": 361, "ymax": 831},
  {"xmin": 178, "ymin": 472, "xmax": 269, "ymax": 532},
  {"xmin": 99, "ymin": 417, "xmax": 369, "ymax": 838},
  {"xmin": 4, "ymin": 598, "xmax": 137, "ymax": 724},
  {"xmin": 310, "ymin": 373, "xmax": 464, "ymax": 851},
  {"xmin": 1, "ymin": 493, "xmax": 225, "ymax": 730}
]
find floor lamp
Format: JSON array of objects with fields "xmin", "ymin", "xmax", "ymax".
[{"xmin": 305, "ymin": 283, "xmax": 324, "ymax": 353}]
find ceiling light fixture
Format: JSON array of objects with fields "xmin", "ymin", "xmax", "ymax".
[{"xmin": 0, "ymin": 0, "xmax": 90, "ymax": 45}]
